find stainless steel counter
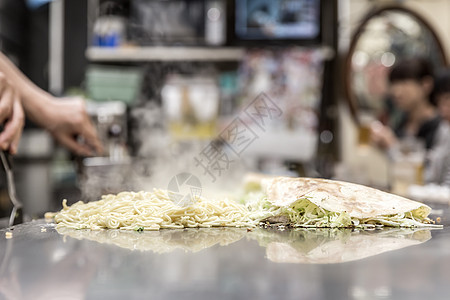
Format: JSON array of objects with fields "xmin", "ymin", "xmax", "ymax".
[{"xmin": 1, "ymin": 207, "xmax": 449, "ymax": 300}]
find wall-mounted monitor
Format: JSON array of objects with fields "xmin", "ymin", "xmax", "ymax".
[{"xmin": 233, "ymin": 0, "xmax": 321, "ymax": 45}]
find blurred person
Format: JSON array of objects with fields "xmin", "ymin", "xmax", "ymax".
[
  {"xmin": 0, "ymin": 51, "xmax": 102, "ymax": 156},
  {"xmin": 425, "ymin": 70, "xmax": 450, "ymax": 186},
  {"xmin": 371, "ymin": 57, "xmax": 440, "ymax": 152}
]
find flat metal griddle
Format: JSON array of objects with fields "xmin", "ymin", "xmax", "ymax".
[{"xmin": 0, "ymin": 207, "xmax": 449, "ymax": 300}]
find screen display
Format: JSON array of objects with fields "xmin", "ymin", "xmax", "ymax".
[{"xmin": 235, "ymin": 0, "xmax": 320, "ymax": 41}]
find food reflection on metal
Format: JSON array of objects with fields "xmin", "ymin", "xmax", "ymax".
[
  {"xmin": 56, "ymin": 227, "xmax": 246, "ymax": 253},
  {"xmin": 57, "ymin": 225, "xmax": 432, "ymax": 265},
  {"xmin": 251, "ymin": 228, "xmax": 432, "ymax": 264}
]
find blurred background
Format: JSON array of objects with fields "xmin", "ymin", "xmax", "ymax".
[{"xmin": 1, "ymin": 0, "xmax": 450, "ymax": 220}]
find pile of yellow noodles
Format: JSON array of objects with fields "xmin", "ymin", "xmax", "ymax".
[{"xmin": 49, "ymin": 189, "xmax": 256, "ymax": 230}]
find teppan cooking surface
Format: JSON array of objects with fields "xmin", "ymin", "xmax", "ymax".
[{"xmin": 1, "ymin": 208, "xmax": 449, "ymax": 300}]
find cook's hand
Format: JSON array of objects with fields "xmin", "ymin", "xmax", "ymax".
[
  {"xmin": 370, "ymin": 121, "xmax": 397, "ymax": 150},
  {"xmin": 42, "ymin": 97, "xmax": 103, "ymax": 156},
  {"xmin": 0, "ymin": 73, "xmax": 24, "ymax": 154}
]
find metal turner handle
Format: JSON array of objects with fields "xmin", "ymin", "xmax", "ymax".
[{"xmin": 0, "ymin": 150, "xmax": 23, "ymax": 227}]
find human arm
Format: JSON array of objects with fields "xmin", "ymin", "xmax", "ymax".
[
  {"xmin": 0, "ymin": 71, "xmax": 24, "ymax": 154},
  {"xmin": 370, "ymin": 120, "xmax": 398, "ymax": 150},
  {"xmin": 0, "ymin": 52, "xmax": 102, "ymax": 156}
]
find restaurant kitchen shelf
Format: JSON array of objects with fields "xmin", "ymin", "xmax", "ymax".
[{"xmin": 86, "ymin": 46, "xmax": 246, "ymax": 62}]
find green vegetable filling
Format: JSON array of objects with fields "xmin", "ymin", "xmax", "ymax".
[{"xmin": 244, "ymin": 193, "xmax": 436, "ymax": 228}]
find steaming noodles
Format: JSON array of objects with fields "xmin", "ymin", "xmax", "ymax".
[{"xmin": 47, "ymin": 177, "xmax": 440, "ymax": 230}]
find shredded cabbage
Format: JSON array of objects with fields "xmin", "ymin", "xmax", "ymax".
[{"xmin": 242, "ymin": 192, "xmax": 441, "ymax": 228}]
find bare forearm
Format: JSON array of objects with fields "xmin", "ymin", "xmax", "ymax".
[
  {"xmin": 0, "ymin": 52, "xmax": 103, "ymax": 155},
  {"xmin": 0, "ymin": 52, "xmax": 52, "ymax": 127}
]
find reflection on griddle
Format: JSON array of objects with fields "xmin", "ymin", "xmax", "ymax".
[
  {"xmin": 249, "ymin": 228, "xmax": 432, "ymax": 264},
  {"xmin": 56, "ymin": 227, "xmax": 247, "ymax": 253},
  {"xmin": 57, "ymin": 224, "xmax": 434, "ymax": 264}
]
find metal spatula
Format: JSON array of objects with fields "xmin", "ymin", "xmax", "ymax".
[{"xmin": 0, "ymin": 150, "xmax": 23, "ymax": 227}]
